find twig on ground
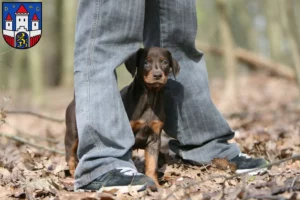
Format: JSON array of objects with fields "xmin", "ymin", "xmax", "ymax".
[
  {"xmin": 0, "ymin": 132, "xmax": 65, "ymax": 155},
  {"xmin": 290, "ymin": 176, "xmax": 298, "ymax": 192},
  {"xmin": 4, "ymin": 121, "xmax": 59, "ymax": 144},
  {"xmin": 5, "ymin": 110, "xmax": 65, "ymax": 123},
  {"xmin": 162, "ymin": 154, "xmax": 300, "ymax": 200},
  {"xmin": 272, "ymin": 185, "xmax": 300, "ymax": 196},
  {"xmin": 200, "ymin": 164, "xmax": 211, "ymax": 173},
  {"xmin": 245, "ymin": 195, "xmax": 287, "ymax": 200}
]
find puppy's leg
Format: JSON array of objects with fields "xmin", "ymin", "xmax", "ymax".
[
  {"xmin": 65, "ymin": 99, "xmax": 78, "ymax": 177},
  {"xmin": 145, "ymin": 120, "xmax": 164, "ymax": 187},
  {"xmin": 68, "ymin": 138, "xmax": 78, "ymax": 177},
  {"xmin": 145, "ymin": 141, "xmax": 160, "ymax": 187}
]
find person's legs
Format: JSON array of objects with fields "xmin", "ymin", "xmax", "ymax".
[
  {"xmin": 74, "ymin": 0, "xmax": 154, "ymax": 191},
  {"xmin": 143, "ymin": 0, "xmax": 240, "ymax": 163}
]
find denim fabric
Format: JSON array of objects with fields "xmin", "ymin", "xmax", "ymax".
[
  {"xmin": 74, "ymin": 0, "xmax": 240, "ymax": 189},
  {"xmin": 73, "ymin": 0, "xmax": 145, "ymax": 189}
]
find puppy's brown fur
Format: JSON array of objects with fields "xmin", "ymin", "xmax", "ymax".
[
  {"xmin": 64, "ymin": 99, "xmax": 78, "ymax": 177},
  {"xmin": 65, "ymin": 47, "xmax": 179, "ymax": 187}
]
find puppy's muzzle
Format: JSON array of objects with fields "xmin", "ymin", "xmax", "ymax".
[{"xmin": 153, "ymin": 71, "xmax": 163, "ymax": 80}]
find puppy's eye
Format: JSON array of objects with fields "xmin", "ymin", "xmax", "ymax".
[
  {"xmin": 144, "ymin": 60, "xmax": 149, "ymax": 66},
  {"xmin": 162, "ymin": 60, "xmax": 168, "ymax": 66}
]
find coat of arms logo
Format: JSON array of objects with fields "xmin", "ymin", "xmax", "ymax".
[{"xmin": 2, "ymin": 2, "xmax": 42, "ymax": 49}]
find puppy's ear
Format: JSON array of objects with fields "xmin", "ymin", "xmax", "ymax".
[
  {"xmin": 125, "ymin": 48, "xmax": 143, "ymax": 78},
  {"xmin": 171, "ymin": 58, "xmax": 180, "ymax": 79},
  {"xmin": 167, "ymin": 50, "xmax": 180, "ymax": 79}
]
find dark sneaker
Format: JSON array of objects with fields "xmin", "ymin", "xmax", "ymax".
[
  {"xmin": 78, "ymin": 167, "xmax": 156, "ymax": 193},
  {"xmin": 230, "ymin": 153, "xmax": 269, "ymax": 175}
]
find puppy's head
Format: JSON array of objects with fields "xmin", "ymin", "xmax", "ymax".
[{"xmin": 125, "ymin": 47, "xmax": 180, "ymax": 90}]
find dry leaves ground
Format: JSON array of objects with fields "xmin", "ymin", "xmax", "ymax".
[{"xmin": 0, "ymin": 73, "xmax": 299, "ymax": 200}]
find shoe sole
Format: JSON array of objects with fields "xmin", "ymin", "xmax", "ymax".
[
  {"xmin": 236, "ymin": 167, "xmax": 267, "ymax": 175},
  {"xmin": 98, "ymin": 183, "xmax": 147, "ymax": 194},
  {"xmin": 75, "ymin": 183, "xmax": 148, "ymax": 194}
]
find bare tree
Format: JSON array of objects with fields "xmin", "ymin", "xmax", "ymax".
[
  {"xmin": 216, "ymin": 0, "xmax": 238, "ymax": 113},
  {"xmin": 61, "ymin": 0, "xmax": 77, "ymax": 87},
  {"xmin": 42, "ymin": 0, "xmax": 62, "ymax": 86},
  {"xmin": 279, "ymin": 0, "xmax": 300, "ymax": 98},
  {"xmin": 265, "ymin": 0, "xmax": 283, "ymax": 61},
  {"xmin": 9, "ymin": 50, "xmax": 26, "ymax": 96},
  {"xmin": 28, "ymin": 44, "xmax": 44, "ymax": 106},
  {"xmin": 229, "ymin": 0, "xmax": 257, "ymax": 51}
]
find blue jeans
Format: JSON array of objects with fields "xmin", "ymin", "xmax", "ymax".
[{"xmin": 74, "ymin": 0, "xmax": 240, "ymax": 189}]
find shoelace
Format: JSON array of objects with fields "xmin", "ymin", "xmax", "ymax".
[{"xmin": 116, "ymin": 167, "xmax": 144, "ymax": 176}]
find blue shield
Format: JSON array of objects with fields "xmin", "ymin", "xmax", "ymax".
[{"xmin": 2, "ymin": 2, "xmax": 42, "ymax": 49}]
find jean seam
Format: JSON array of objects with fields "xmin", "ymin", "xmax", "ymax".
[
  {"xmin": 158, "ymin": 0, "xmax": 163, "ymax": 48},
  {"xmin": 85, "ymin": 0, "xmax": 99, "ymax": 123},
  {"xmin": 82, "ymin": 0, "xmax": 100, "ymax": 173}
]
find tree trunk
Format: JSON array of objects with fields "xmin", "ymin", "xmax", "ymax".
[
  {"xmin": 216, "ymin": 0, "xmax": 238, "ymax": 113},
  {"xmin": 43, "ymin": 0, "xmax": 62, "ymax": 86},
  {"xmin": 295, "ymin": 0, "xmax": 300, "ymax": 38},
  {"xmin": 28, "ymin": 44, "xmax": 44, "ymax": 106},
  {"xmin": 279, "ymin": 0, "xmax": 300, "ymax": 98},
  {"xmin": 9, "ymin": 50, "xmax": 26, "ymax": 96},
  {"xmin": 229, "ymin": 0, "xmax": 256, "ymax": 51},
  {"xmin": 265, "ymin": 0, "xmax": 283, "ymax": 61},
  {"xmin": 0, "ymin": 50, "xmax": 11, "ymax": 88},
  {"xmin": 61, "ymin": 0, "xmax": 77, "ymax": 87}
]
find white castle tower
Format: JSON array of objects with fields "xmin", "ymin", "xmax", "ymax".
[
  {"xmin": 31, "ymin": 14, "xmax": 39, "ymax": 31},
  {"xmin": 5, "ymin": 14, "xmax": 13, "ymax": 31},
  {"xmin": 15, "ymin": 4, "xmax": 29, "ymax": 30}
]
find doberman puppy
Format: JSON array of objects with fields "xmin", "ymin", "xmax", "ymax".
[{"xmin": 65, "ymin": 47, "xmax": 180, "ymax": 187}]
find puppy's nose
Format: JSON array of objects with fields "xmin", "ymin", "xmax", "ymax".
[{"xmin": 153, "ymin": 72, "xmax": 162, "ymax": 79}]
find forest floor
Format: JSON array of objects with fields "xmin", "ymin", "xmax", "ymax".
[{"xmin": 0, "ymin": 73, "xmax": 299, "ymax": 200}]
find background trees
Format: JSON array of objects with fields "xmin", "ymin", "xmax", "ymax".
[{"xmin": 0, "ymin": 0, "xmax": 299, "ymax": 110}]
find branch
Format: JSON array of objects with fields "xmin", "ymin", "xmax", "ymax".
[
  {"xmin": 196, "ymin": 42, "xmax": 295, "ymax": 81},
  {"xmin": 245, "ymin": 195, "xmax": 289, "ymax": 200},
  {"xmin": 162, "ymin": 154, "xmax": 300, "ymax": 200},
  {"xmin": 5, "ymin": 110, "xmax": 65, "ymax": 123},
  {"xmin": 4, "ymin": 121, "xmax": 59, "ymax": 144},
  {"xmin": 0, "ymin": 132, "xmax": 65, "ymax": 155}
]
